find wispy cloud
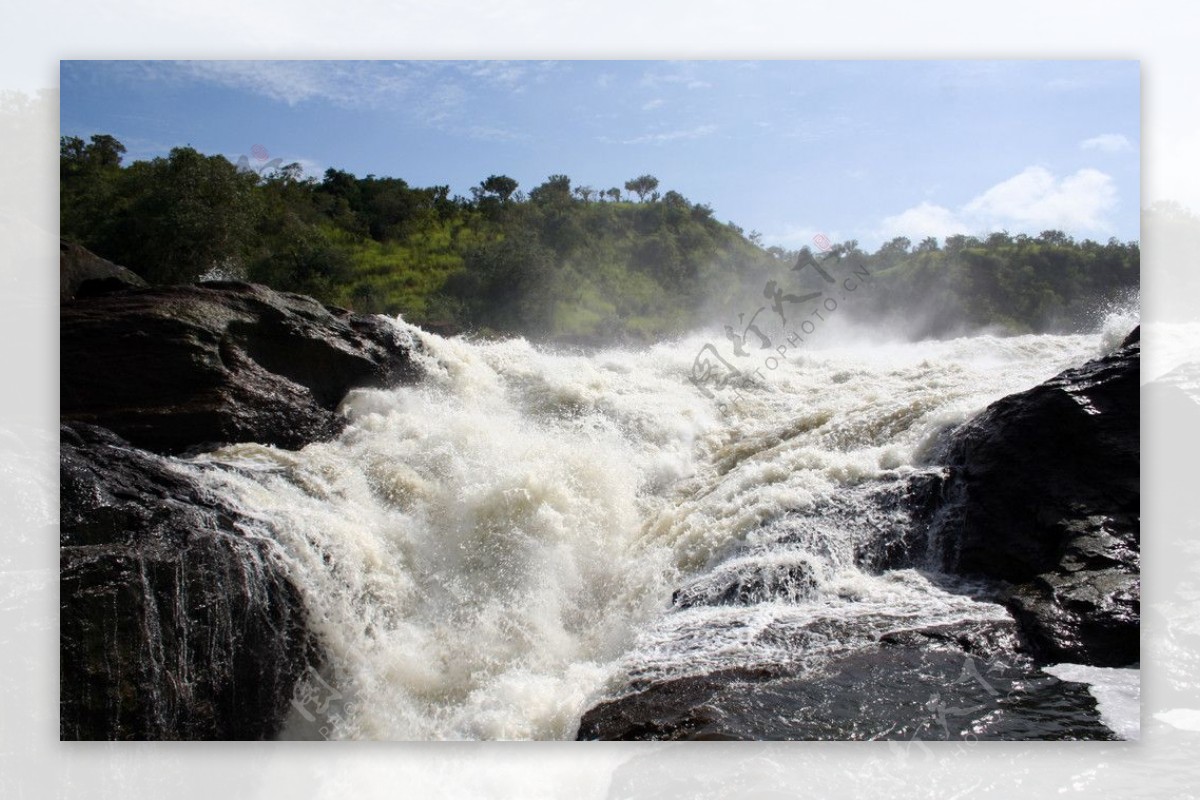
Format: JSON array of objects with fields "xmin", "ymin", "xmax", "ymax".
[
  {"xmin": 604, "ymin": 124, "xmax": 717, "ymax": 145},
  {"xmin": 639, "ymin": 62, "xmax": 713, "ymax": 91},
  {"xmin": 1080, "ymin": 133, "xmax": 1134, "ymax": 153},
  {"xmin": 780, "ymin": 114, "xmax": 869, "ymax": 143},
  {"xmin": 459, "ymin": 60, "xmax": 526, "ymax": 88},
  {"xmin": 112, "ymin": 60, "xmax": 529, "ymax": 142},
  {"xmin": 457, "ymin": 60, "xmax": 559, "ymax": 92},
  {"xmin": 641, "ymin": 98, "xmax": 664, "ymax": 111},
  {"xmin": 175, "ymin": 61, "xmax": 416, "ymax": 108},
  {"xmin": 878, "ymin": 166, "xmax": 1118, "ymax": 240}
]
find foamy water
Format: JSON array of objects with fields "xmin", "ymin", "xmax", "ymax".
[{"xmin": 188, "ymin": 314, "xmax": 1136, "ymax": 740}]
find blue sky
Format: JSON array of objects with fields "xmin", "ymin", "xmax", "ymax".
[{"xmin": 60, "ymin": 60, "xmax": 1140, "ymax": 249}]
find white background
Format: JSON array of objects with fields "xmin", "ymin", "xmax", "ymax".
[{"xmin": 2, "ymin": 1, "xmax": 1198, "ymax": 797}]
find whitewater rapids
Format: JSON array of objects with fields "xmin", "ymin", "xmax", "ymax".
[{"xmin": 187, "ymin": 310, "xmax": 1139, "ymax": 740}]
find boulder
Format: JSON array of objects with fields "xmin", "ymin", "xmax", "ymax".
[
  {"xmin": 577, "ymin": 625, "xmax": 1112, "ymax": 741},
  {"xmin": 923, "ymin": 329, "xmax": 1140, "ymax": 666},
  {"xmin": 60, "ymin": 239, "xmax": 148, "ymax": 301},
  {"xmin": 60, "ymin": 423, "xmax": 317, "ymax": 739},
  {"xmin": 61, "ymin": 281, "xmax": 420, "ymax": 454}
]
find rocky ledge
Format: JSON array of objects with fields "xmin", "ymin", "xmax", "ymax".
[
  {"xmin": 59, "ymin": 246, "xmax": 420, "ymax": 739},
  {"xmin": 923, "ymin": 327, "xmax": 1140, "ymax": 666},
  {"xmin": 578, "ymin": 619, "xmax": 1114, "ymax": 741},
  {"xmin": 62, "ymin": 278, "xmax": 420, "ymax": 455}
]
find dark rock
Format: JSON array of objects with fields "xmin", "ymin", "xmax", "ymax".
[
  {"xmin": 922, "ymin": 329, "xmax": 1140, "ymax": 666},
  {"xmin": 877, "ymin": 618, "xmax": 1026, "ymax": 657},
  {"xmin": 61, "ymin": 281, "xmax": 419, "ymax": 454},
  {"xmin": 60, "ymin": 423, "xmax": 317, "ymax": 740},
  {"xmin": 60, "ymin": 239, "xmax": 148, "ymax": 301},
  {"xmin": 577, "ymin": 640, "xmax": 1113, "ymax": 741}
]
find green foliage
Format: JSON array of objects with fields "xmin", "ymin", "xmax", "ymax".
[
  {"xmin": 62, "ymin": 141, "xmax": 258, "ymax": 284},
  {"xmin": 61, "ymin": 135, "xmax": 1139, "ymax": 344},
  {"xmin": 624, "ymin": 174, "xmax": 660, "ymax": 202}
]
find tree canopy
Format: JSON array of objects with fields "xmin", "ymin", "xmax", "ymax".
[{"xmin": 60, "ymin": 134, "xmax": 1139, "ymax": 344}]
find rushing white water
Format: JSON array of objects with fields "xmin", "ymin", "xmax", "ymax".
[{"xmin": 188, "ymin": 314, "xmax": 1133, "ymax": 740}]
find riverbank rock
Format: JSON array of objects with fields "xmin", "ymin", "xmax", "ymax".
[
  {"xmin": 577, "ymin": 629, "xmax": 1112, "ymax": 741},
  {"xmin": 60, "ymin": 239, "xmax": 148, "ymax": 301},
  {"xmin": 61, "ymin": 280, "xmax": 420, "ymax": 454},
  {"xmin": 925, "ymin": 329, "xmax": 1140, "ymax": 666},
  {"xmin": 60, "ymin": 423, "xmax": 316, "ymax": 740}
]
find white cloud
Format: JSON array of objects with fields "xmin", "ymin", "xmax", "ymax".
[
  {"xmin": 964, "ymin": 166, "xmax": 1116, "ymax": 229},
  {"xmin": 878, "ymin": 202, "xmax": 969, "ymax": 241},
  {"xmin": 1081, "ymin": 133, "xmax": 1134, "ymax": 153},
  {"xmin": 641, "ymin": 98, "xmax": 664, "ymax": 111},
  {"xmin": 878, "ymin": 166, "xmax": 1118, "ymax": 240}
]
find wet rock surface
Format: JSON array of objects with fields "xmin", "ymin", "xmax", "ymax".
[
  {"xmin": 924, "ymin": 330, "xmax": 1140, "ymax": 666},
  {"xmin": 578, "ymin": 629, "xmax": 1113, "ymax": 741},
  {"xmin": 61, "ymin": 280, "xmax": 419, "ymax": 455},
  {"xmin": 58, "ymin": 251, "xmax": 425, "ymax": 739},
  {"xmin": 60, "ymin": 423, "xmax": 316, "ymax": 740}
]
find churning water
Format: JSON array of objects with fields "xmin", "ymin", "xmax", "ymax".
[{"xmin": 187, "ymin": 310, "xmax": 1138, "ymax": 740}]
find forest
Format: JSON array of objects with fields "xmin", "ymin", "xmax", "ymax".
[{"xmin": 60, "ymin": 134, "xmax": 1140, "ymax": 343}]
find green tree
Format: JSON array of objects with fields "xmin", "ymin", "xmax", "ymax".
[
  {"xmin": 624, "ymin": 174, "xmax": 660, "ymax": 202},
  {"xmin": 529, "ymin": 174, "xmax": 573, "ymax": 206},
  {"xmin": 104, "ymin": 147, "xmax": 260, "ymax": 283},
  {"xmin": 482, "ymin": 174, "xmax": 518, "ymax": 202}
]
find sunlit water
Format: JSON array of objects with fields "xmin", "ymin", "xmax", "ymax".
[{"xmin": 185, "ymin": 309, "xmax": 1140, "ymax": 740}]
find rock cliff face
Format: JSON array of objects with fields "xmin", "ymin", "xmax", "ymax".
[
  {"xmin": 60, "ymin": 424, "xmax": 316, "ymax": 740},
  {"xmin": 59, "ymin": 247, "xmax": 420, "ymax": 739},
  {"xmin": 924, "ymin": 327, "xmax": 1139, "ymax": 666},
  {"xmin": 61, "ymin": 281, "xmax": 419, "ymax": 455}
]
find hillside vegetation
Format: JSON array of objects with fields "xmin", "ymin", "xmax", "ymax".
[{"xmin": 60, "ymin": 134, "xmax": 1139, "ymax": 343}]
